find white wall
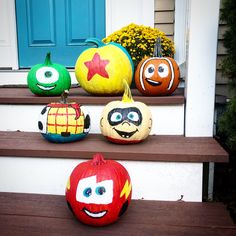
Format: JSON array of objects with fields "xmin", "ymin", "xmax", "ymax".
[
  {"xmin": 185, "ymin": 0, "xmax": 220, "ymax": 137},
  {"xmin": 0, "ymin": 0, "xmax": 18, "ymax": 69},
  {"xmin": 0, "ymin": 104, "xmax": 184, "ymax": 135},
  {"xmin": 106, "ymin": 0, "xmax": 154, "ymax": 35},
  {"xmin": 0, "ymin": 156, "xmax": 202, "ymax": 202}
]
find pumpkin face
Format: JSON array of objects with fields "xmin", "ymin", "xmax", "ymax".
[
  {"xmin": 66, "ymin": 153, "xmax": 132, "ymax": 226},
  {"xmin": 100, "ymin": 81, "xmax": 152, "ymax": 144},
  {"xmin": 135, "ymin": 57, "xmax": 180, "ymax": 96},
  {"xmin": 38, "ymin": 94, "xmax": 90, "ymax": 143},
  {"xmin": 75, "ymin": 38, "xmax": 134, "ymax": 95},
  {"xmin": 27, "ymin": 53, "xmax": 71, "ymax": 96}
]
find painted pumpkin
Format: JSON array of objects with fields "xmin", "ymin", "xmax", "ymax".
[
  {"xmin": 100, "ymin": 81, "xmax": 152, "ymax": 144},
  {"xmin": 27, "ymin": 52, "xmax": 71, "ymax": 96},
  {"xmin": 75, "ymin": 38, "xmax": 134, "ymax": 95},
  {"xmin": 38, "ymin": 91, "xmax": 90, "ymax": 143},
  {"xmin": 134, "ymin": 38, "xmax": 180, "ymax": 96},
  {"xmin": 66, "ymin": 153, "xmax": 132, "ymax": 226}
]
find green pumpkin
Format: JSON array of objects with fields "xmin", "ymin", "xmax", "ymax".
[{"xmin": 27, "ymin": 53, "xmax": 71, "ymax": 96}]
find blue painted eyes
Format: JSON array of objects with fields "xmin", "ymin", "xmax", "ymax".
[
  {"xmin": 127, "ymin": 111, "xmax": 139, "ymax": 122},
  {"xmin": 83, "ymin": 186, "xmax": 106, "ymax": 197},
  {"xmin": 111, "ymin": 112, "xmax": 122, "ymax": 122},
  {"xmin": 83, "ymin": 187, "xmax": 92, "ymax": 197},
  {"xmin": 96, "ymin": 186, "xmax": 106, "ymax": 195}
]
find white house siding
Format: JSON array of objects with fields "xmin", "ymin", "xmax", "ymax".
[
  {"xmin": 215, "ymin": 0, "xmax": 232, "ymax": 99},
  {"xmin": 154, "ymin": 0, "xmax": 175, "ymax": 41}
]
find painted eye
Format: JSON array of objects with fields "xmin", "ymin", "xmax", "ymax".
[
  {"xmin": 127, "ymin": 111, "xmax": 139, "ymax": 122},
  {"xmin": 76, "ymin": 176, "xmax": 114, "ymax": 204},
  {"xmin": 83, "ymin": 187, "xmax": 92, "ymax": 197},
  {"xmin": 144, "ymin": 64, "xmax": 155, "ymax": 78},
  {"xmin": 157, "ymin": 63, "xmax": 169, "ymax": 78},
  {"xmin": 110, "ymin": 112, "xmax": 122, "ymax": 122},
  {"xmin": 96, "ymin": 186, "xmax": 106, "ymax": 195},
  {"xmin": 36, "ymin": 66, "xmax": 59, "ymax": 84}
]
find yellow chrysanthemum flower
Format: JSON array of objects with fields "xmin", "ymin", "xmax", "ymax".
[{"xmin": 103, "ymin": 23, "xmax": 175, "ymax": 68}]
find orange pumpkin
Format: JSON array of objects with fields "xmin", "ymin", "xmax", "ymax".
[{"xmin": 134, "ymin": 38, "xmax": 180, "ymax": 96}]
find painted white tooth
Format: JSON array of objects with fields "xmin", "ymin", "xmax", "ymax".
[
  {"xmin": 37, "ymin": 84, "xmax": 55, "ymax": 91},
  {"xmin": 147, "ymin": 79, "xmax": 160, "ymax": 85},
  {"xmin": 84, "ymin": 209, "xmax": 106, "ymax": 218}
]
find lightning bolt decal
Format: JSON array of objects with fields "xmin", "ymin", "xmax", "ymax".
[
  {"xmin": 66, "ymin": 177, "xmax": 70, "ymax": 191},
  {"xmin": 120, "ymin": 180, "xmax": 132, "ymax": 199}
]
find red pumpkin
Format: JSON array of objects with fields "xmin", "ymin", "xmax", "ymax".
[
  {"xmin": 134, "ymin": 38, "xmax": 180, "ymax": 96},
  {"xmin": 66, "ymin": 153, "xmax": 132, "ymax": 226}
]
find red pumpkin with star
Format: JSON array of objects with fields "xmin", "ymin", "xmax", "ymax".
[
  {"xmin": 66, "ymin": 153, "xmax": 132, "ymax": 226},
  {"xmin": 75, "ymin": 38, "xmax": 134, "ymax": 95}
]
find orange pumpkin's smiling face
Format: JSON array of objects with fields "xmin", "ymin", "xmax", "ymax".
[{"xmin": 135, "ymin": 57, "xmax": 180, "ymax": 96}]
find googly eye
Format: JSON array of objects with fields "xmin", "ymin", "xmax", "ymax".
[
  {"xmin": 157, "ymin": 63, "xmax": 169, "ymax": 78},
  {"xmin": 144, "ymin": 64, "xmax": 155, "ymax": 78},
  {"xmin": 36, "ymin": 66, "xmax": 59, "ymax": 84},
  {"xmin": 127, "ymin": 111, "xmax": 139, "ymax": 122},
  {"xmin": 95, "ymin": 186, "xmax": 106, "ymax": 195},
  {"xmin": 110, "ymin": 112, "xmax": 122, "ymax": 122},
  {"xmin": 83, "ymin": 187, "xmax": 92, "ymax": 197}
]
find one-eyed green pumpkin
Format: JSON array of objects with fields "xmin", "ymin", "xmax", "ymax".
[{"xmin": 27, "ymin": 53, "xmax": 71, "ymax": 96}]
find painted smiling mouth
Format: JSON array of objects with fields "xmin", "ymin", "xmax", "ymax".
[
  {"xmin": 145, "ymin": 78, "xmax": 162, "ymax": 86},
  {"xmin": 37, "ymin": 84, "xmax": 56, "ymax": 91},
  {"xmin": 114, "ymin": 128, "xmax": 138, "ymax": 138},
  {"xmin": 82, "ymin": 208, "xmax": 107, "ymax": 218}
]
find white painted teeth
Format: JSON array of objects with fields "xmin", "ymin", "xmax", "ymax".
[
  {"xmin": 84, "ymin": 209, "xmax": 107, "ymax": 218},
  {"xmin": 146, "ymin": 79, "xmax": 160, "ymax": 84},
  {"xmin": 37, "ymin": 84, "xmax": 55, "ymax": 91}
]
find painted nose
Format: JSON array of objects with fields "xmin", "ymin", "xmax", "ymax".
[{"xmin": 121, "ymin": 121, "xmax": 131, "ymax": 126}]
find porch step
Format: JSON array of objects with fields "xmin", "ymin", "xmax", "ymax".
[
  {"xmin": 0, "ymin": 131, "xmax": 228, "ymax": 162},
  {"xmin": 0, "ymin": 87, "xmax": 185, "ymax": 135},
  {"xmin": 0, "ymin": 86, "xmax": 184, "ymax": 105},
  {"xmin": 0, "ymin": 131, "xmax": 228, "ymax": 201},
  {"xmin": 0, "ymin": 192, "xmax": 235, "ymax": 236}
]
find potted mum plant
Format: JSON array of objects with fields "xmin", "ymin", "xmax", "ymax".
[{"xmin": 103, "ymin": 23, "xmax": 175, "ymax": 70}]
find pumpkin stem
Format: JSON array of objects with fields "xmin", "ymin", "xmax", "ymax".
[
  {"xmin": 44, "ymin": 52, "xmax": 52, "ymax": 65},
  {"xmin": 85, "ymin": 38, "xmax": 106, "ymax": 48},
  {"xmin": 153, "ymin": 37, "xmax": 162, "ymax": 57},
  {"xmin": 60, "ymin": 90, "xmax": 69, "ymax": 104},
  {"xmin": 92, "ymin": 153, "xmax": 107, "ymax": 165},
  {"xmin": 122, "ymin": 80, "xmax": 133, "ymax": 103}
]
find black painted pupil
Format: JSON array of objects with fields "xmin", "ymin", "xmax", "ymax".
[
  {"xmin": 84, "ymin": 188, "xmax": 92, "ymax": 197},
  {"xmin": 45, "ymin": 71, "xmax": 52, "ymax": 78},
  {"xmin": 148, "ymin": 67, "xmax": 154, "ymax": 73},
  {"xmin": 98, "ymin": 187, "xmax": 106, "ymax": 195},
  {"xmin": 158, "ymin": 66, "xmax": 164, "ymax": 73}
]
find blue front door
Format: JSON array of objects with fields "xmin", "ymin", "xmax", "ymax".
[{"xmin": 15, "ymin": 0, "xmax": 105, "ymax": 68}]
